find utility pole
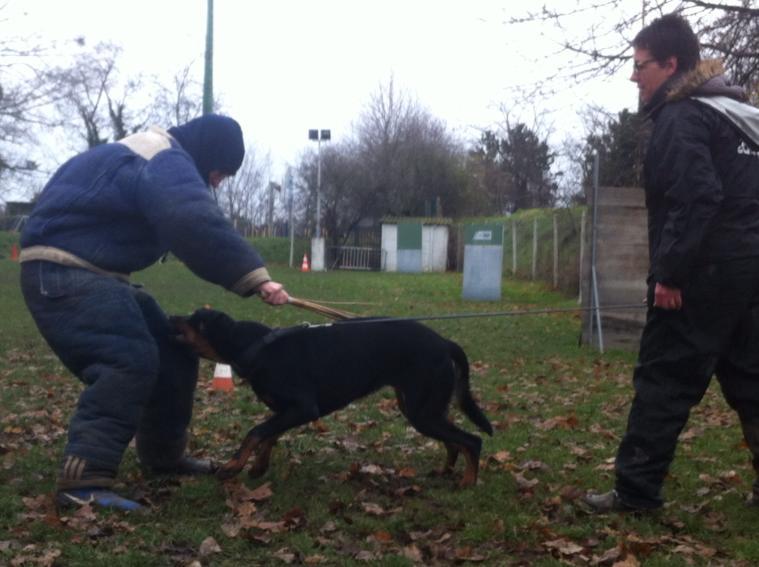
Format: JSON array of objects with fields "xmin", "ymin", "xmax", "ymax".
[
  {"xmin": 202, "ymin": 0, "xmax": 214, "ymax": 115},
  {"xmin": 286, "ymin": 167, "xmax": 294, "ymax": 267},
  {"xmin": 267, "ymin": 182, "xmax": 281, "ymax": 237}
]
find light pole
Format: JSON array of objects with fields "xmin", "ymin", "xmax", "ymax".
[
  {"xmin": 202, "ymin": 0, "xmax": 214, "ymax": 115},
  {"xmin": 285, "ymin": 167, "xmax": 294, "ymax": 268},
  {"xmin": 308, "ymin": 129, "xmax": 330, "ymax": 237}
]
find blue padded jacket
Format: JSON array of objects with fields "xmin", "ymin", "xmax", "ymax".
[{"xmin": 21, "ymin": 121, "xmax": 269, "ymax": 296}]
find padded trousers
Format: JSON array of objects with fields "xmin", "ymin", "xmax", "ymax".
[{"xmin": 21, "ymin": 261, "xmax": 198, "ymax": 480}]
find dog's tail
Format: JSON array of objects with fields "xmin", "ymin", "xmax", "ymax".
[{"xmin": 449, "ymin": 341, "xmax": 493, "ymax": 436}]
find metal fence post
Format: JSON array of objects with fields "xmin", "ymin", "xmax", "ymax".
[
  {"xmin": 553, "ymin": 212, "xmax": 558, "ymax": 289},
  {"xmin": 578, "ymin": 208, "xmax": 586, "ymax": 304},
  {"xmin": 531, "ymin": 217, "xmax": 538, "ymax": 280},
  {"xmin": 589, "ymin": 152, "xmax": 604, "ymax": 353},
  {"xmin": 512, "ymin": 219, "xmax": 517, "ymax": 275}
]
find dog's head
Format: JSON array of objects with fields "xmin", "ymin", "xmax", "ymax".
[{"xmin": 170, "ymin": 308, "xmax": 238, "ymax": 362}]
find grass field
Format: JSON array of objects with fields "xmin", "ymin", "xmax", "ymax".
[{"xmin": 1, "ymin": 250, "xmax": 758, "ymax": 566}]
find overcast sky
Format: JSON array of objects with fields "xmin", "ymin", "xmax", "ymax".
[{"xmin": 6, "ymin": 0, "xmax": 642, "ymax": 188}]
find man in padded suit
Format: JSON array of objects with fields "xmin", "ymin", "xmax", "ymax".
[{"xmin": 20, "ymin": 114, "xmax": 289, "ymax": 511}]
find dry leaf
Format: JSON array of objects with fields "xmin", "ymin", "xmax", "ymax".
[
  {"xmin": 362, "ymin": 502, "xmax": 385, "ymax": 516},
  {"xmin": 544, "ymin": 538, "xmax": 584, "ymax": 555},
  {"xmin": 199, "ymin": 536, "xmax": 221, "ymax": 557},
  {"xmin": 455, "ymin": 546, "xmax": 487, "ymax": 561},
  {"xmin": 489, "ymin": 450, "xmax": 512, "ymax": 464},
  {"xmin": 612, "ymin": 555, "xmax": 640, "ymax": 567},
  {"xmin": 360, "ymin": 464, "xmax": 384, "ymax": 475},
  {"xmin": 273, "ymin": 547, "xmax": 297, "ymax": 563},
  {"xmin": 249, "ymin": 482, "xmax": 274, "ymax": 501},
  {"xmin": 402, "ymin": 544, "xmax": 423, "ymax": 562},
  {"xmin": 371, "ymin": 530, "xmax": 393, "ymax": 543}
]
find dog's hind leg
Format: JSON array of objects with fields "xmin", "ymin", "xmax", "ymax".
[
  {"xmin": 397, "ymin": 388, "xmax": 464, "ymax": 476},
  {"xmin": 457, "ymin": 438, "xmax": 482, "ymax": 488},
  {"xmin": 248, "ymin": 436, "xmax": 278, "ymax": 478},
  {"xmin": 218, "ymin": 406, "xmax": 318, "ymax": 481},
  {"xmin": 441, "ymin": 441, "xmax": 460, "ymax": 475},
  {"xmin": 409, "ymin": 416, "xmax": 483, "ymax": 488}
]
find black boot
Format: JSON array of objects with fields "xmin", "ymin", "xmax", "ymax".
[
  {"xmin": 136, "ymin": 432, "xmax": 216, "ymax": 476},
  {"xmin": 582, "ymin": 490, "xmax": 655, "ymax": 513}
]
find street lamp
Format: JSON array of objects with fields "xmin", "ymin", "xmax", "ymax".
[{"xmin": 308, "ymin": 128, "xmax": 331, "ymax": 237}]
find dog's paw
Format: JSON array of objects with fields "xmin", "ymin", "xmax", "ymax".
[
  {"xmin": 458, "ymin": 471, "xmax": 478, "ymax": 489},
  {"xmin": 216, "ymin": 463, "xmax": 243, "ymax": 481},
  {"xmin": 247, "ymin": 465, "xmax": 268, "ymax": 479}
]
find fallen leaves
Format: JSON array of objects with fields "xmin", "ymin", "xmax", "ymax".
[
  {"xmin": 198, "ymin": 536, "xmax": 221, "ymax": 557},
  {"xmin": 537, "ymin": 413, "xmax": 580, "ymax": 431}
]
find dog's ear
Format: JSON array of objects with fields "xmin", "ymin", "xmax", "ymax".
[
  {"xmin": 168, "ymin": 315, "xmax": 192, "ymax": 344},
  {"xmin": 190, "ymin": 308, "xmax": 233, "ymax": 336}
]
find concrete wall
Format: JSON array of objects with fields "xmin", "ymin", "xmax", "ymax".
[{"xmin": 581, "ymin": 186, "xmax": 648, "ymax": 351}]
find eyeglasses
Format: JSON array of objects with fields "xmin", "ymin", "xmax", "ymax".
[{"xmin": 632, "ymin": 58, "xmax": 657, "ymax": 74}]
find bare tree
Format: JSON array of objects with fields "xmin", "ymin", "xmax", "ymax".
[
  {"xmin": 297, "ymin": 140, "xmax": 374, "ymax": 243},
  {"xmin": 0, "ymin": 6, "xmax": 61, "ymax": 200},
  {"xmin": 50, "ymin": 41, "xmax": 151, "ymax": 149},
  {"xmin": 293, "ymin": 78, "xmax": 471, "ymax": 245},
  {"xmin": 354, "ymin": 77, "xmax": 468, "ymax": 217},
  {"xmin": 217, "ymin": 145, "xmax": 270, "ymax": 235},
  {"xmin": 507, "ymin": 1, "xmax": 759, "ymax": 100},
  {"xmin": 149, "ymin": 63, "xmax": 205, "ymax": 127}
]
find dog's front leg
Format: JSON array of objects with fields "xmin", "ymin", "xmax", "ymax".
[
  {"xmin": 217, "ymin": 407, "xmax": 317, "ymax": 481},
  {"xmin": 217, "ymin": 429, "xmax": 262, "ymax": 480},
  {"xmin": 248, "ymin": 436, "xmax": 278, "ymax": 478}
]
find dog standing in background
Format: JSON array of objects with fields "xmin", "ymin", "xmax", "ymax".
[{"xmin": 172, "ymin": 308, "xmax": 493, "ymax": 487}]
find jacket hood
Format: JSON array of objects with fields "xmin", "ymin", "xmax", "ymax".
[
  {"xmin": 666, "ymin": 59, "xmax": 747, "ymax": 102},
  {"xmin": 644, "ymin": 59, "xmax": 748, "ymax": 116},
  {"xmin": 168, "ymin": 114, "xmax": 245, "ymax": 184}
]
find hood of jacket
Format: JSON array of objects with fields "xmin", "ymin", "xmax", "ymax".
[
  {"xmin": 644, "ymin": 59, "xmax": 748, "ymax": 116},
  {"xmin": 168, "ymin": 114, "xmax": 245, "ymax": 184}
]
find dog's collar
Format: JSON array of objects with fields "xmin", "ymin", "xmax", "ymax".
[{"xmin": 235, "ymin": 323, "xmax": 324, "ymax": 369}]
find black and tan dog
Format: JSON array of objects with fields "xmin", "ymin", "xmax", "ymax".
[{"xmin": 172, "ymin": 308, "xmax": 493, "ymax": 487}]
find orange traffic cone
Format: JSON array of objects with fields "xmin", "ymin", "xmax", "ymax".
[
  {"xmin": 10, "ymin": 243, "xmax": 19, "ymax": 261},
  {"xmin": 300, "ymin": 253, "xmax": 310, "ymax": 272},
  {"xmin": 212, "ymin": 363, "xmax": 235, "ymax": 392}
]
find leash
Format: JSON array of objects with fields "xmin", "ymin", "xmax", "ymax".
[
  {"xmin": 287, "ymin": 296, "xmax": 646, "ymax": 324},
  {"xmin": 287, "ymin": 297, "xmax": 357, "ymax": 319}
]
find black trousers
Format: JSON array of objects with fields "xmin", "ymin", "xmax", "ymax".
[{"xmin": 615, "ymin": 258, "xmax": 759, "ymax": 508}]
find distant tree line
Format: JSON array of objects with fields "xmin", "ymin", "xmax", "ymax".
[{"xmin": 2, "ymin": 2, "xmax": 758, "ymax": 248}]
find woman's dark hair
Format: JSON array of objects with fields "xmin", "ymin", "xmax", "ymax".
[{"xmin": 633, "ymin": 13, "xmax": 700, "ymax": 73}]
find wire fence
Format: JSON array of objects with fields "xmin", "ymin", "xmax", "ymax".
[{"xmin": 451, "ymin": 207, "xmax": 587, "ymax": 296}]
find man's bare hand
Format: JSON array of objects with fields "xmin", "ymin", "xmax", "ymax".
[
  {"xmin": 654, "ymin": 282, "xmax": 682, "ymax": 310},
  {"xmin": 257, "ymin": 281, "xmax": 289, "ymax": 305}
]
